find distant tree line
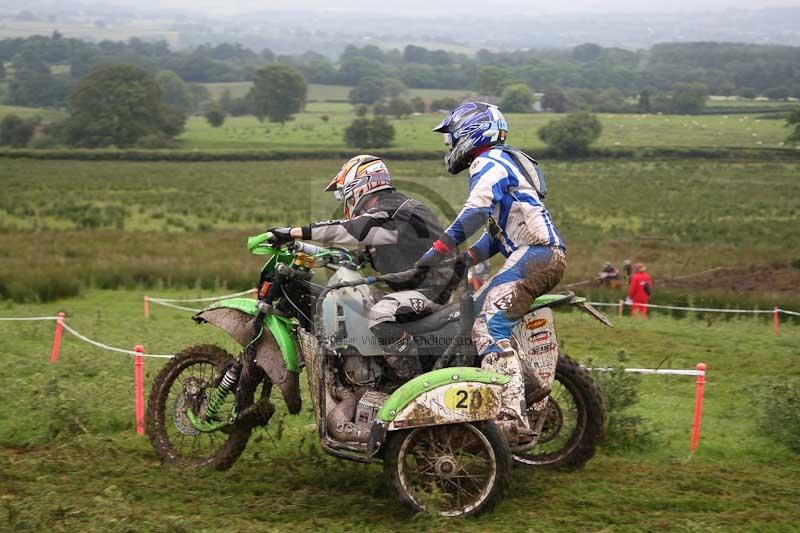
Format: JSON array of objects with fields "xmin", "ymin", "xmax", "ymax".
[{"xmin": 2, "ymin": 34, "xmax": 800, "ymax": 107}]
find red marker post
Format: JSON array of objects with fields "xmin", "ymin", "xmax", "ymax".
[
  {"xmin": 690, "ymin": 362, "xmax": 707, "ymax": 453},
  {"xmin": 134, "ymin": 345, "xmax": 145, "ymax": 435},
  {"xmin": 773, "ymin": 306, "xmax": 779, "ymax": 335},
  {"xmin": 50, "ymin": 312, "xmax": 65, "ymax": 364},
  {"xmin": 144, "ymin": 296, "xmax": 150, "ymax": 319}
]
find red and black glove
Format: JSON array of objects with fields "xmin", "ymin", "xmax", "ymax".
[{"xmin": 414, "ymin": 237, "xmax": 457, "ymax": 270}]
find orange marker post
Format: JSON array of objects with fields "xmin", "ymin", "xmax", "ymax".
[
  {"xmin": 690, "ymin": 362, "xmax": 707, "ymax": 453},
  {"xmin": 50, "ymin": 312, "xmax": 65, "ymax": 364},
  {"xmin": 773, "ymin": 307, "xmax": 779, "ymax": 335},
  {"xmin": 134, "ymin": 345, "xmax": 145, "ymax": 435},
  {"xmin": 144, "ymin": 296, "xmax": 150, "ymax": 319}
]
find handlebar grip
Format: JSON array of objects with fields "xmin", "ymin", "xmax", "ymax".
[{"xmin": 292, "ymin": 241, "xmax": 324, "ymax": 256}]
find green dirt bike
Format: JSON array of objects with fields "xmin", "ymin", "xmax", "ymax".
[{"xmin": 147, "ymin": 233, "xmax": 610, "ymax": 517}]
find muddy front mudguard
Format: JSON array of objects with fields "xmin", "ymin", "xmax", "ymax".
[
  {"xmin": 193, "ymin": 297, "xmax": 302, "ymax": 414},
  {"xmin": 366, "ymin": 367, "xmax": 511, "ymax": 456}
]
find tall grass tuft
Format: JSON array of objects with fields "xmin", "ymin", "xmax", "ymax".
[
  {"xmin": 760, "ymin": 379, "xmax": 800, "ymax": 454},
  {"xmin": 590, "ymin": 352, "xmax": 659, "ymax": 452}
]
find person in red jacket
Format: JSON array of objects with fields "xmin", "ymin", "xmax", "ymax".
[{"xmin": 628, "ymin": 263, "xmax": 653, "ymax": 318}]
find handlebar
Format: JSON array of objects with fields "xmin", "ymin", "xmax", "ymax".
[{"xmin": 248, "ymin": 232, "xmax": 354, "ymax": 265}]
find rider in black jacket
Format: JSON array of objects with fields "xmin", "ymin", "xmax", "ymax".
[{"xmin": 268, "ymin": 155, "xmax": 452, "ymax": 379}]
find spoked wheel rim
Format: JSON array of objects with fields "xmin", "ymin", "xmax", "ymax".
[
  {"xmin": 160, "ymin": 356, "xmax": 237, "ymax": 464},
  {"xmin": 514, "ymin": 372, "xmax": 586, "ymax": 466},
  {"xmin": 397, "ymin": 423, "xmax": 497, "ymax": 517}
]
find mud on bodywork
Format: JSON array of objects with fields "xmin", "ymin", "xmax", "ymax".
[
  {"xmin": 297, "ymin": 328, "xmax": 327, "ymax": 424},
  {"xmin": 375, "ymin": 368, "xmax": 509, "ymax": 430},
  {"xmin": 512, "ymin": 307, "xmax": 559, "ymax": 410},
  {"xmin": 192, "ymin": 303, "xmax": 302, "ymax": 414},
  {"xmin": 390, "ymin": 382, "xmax": 505, "ymax": 430}
]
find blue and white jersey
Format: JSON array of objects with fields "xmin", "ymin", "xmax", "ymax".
[{"xmin": 444, "ymin": 147, "xmax": 564, "ymax": 259}]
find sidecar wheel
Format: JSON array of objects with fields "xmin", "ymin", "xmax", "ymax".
[
  {"xmin": 384, "ymin": 421, "xmax": 510, "ymax": 518},
  {"xmin": 146, "ymin": 344, "xmax": 257, "ymax": 470}
]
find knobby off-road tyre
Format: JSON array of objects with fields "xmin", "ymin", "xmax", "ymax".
[
  {"xmin": 146, "ymin": 344, "xmax": 252, "ymax": 471},
  {"xmin": 513, "ymin": 353, "xmax": 607, "ymax": 470},
  {"xmin": 384, "ymin": 421, "xmax": 511, "ymax": 518}
]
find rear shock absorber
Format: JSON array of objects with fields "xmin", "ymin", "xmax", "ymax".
[{"xmin": 204, "ymin": 363, "xmax": 240, "ymax": 421}]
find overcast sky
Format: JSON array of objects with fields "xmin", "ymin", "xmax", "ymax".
[{"xmin": 138, "ymin": 0, "xmax": 800, "ymax": 16}]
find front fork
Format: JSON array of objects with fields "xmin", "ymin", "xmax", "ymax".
[{"xmin": 186, "ymin": 311, "xmax": 266, "ymax": 433}]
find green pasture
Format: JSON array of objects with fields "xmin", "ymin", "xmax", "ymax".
[
  {"xmin": 1, "ymin": 290, "xmax": 798, "ymax": 530},
  {"xmin": 0, "ymin": 104, "xmax": 65, "ymax": 122},
  {"xmin": 0, "ymin": 99, "xmax": 795, "ymax": 153},
  {"xmin": 1, "ymin": 158, "xmax": 799, "ymax": 305},
  {"xmin": 201, "ymin": 82, "xmax": 476, "ymax": 102},
  {"xmin": 178, "ymin": 103, "xmax": 795, "ymax": 151},
  {"xmin": 706, "ymin": 96, "xmax": 797, "ymax": 108}
]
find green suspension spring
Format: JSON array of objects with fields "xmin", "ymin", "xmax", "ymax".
[{"xmin": 204, "ymin": 364, "xmax": 239, "ymax": 420}]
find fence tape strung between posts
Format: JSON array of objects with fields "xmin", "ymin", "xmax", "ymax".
[
  {"xmin": 58, "ymin": 321, "xmax": 174, "ymax": 359},
  {"xmin": 588, "ymin": 366, "xmax": 705, "ymax": 377},
  {"xmin": 588, "ymin": 362, "xmax": 708, "ymax": 453},
  {"xmin": 145, "ymin": 288, "xmax": 257, "ymax": 317},
  {"xmin": 0, "ymin": 316, "xmax": 61, "ymax": 321},
  {"xmin": 148, "ymin": 300, "xmax": 202, "ymax": 313},
  {"xmin": 588, "ymin": 301, "xmax": 798, "ymax": 315},
  {"xmin": 148, "ymin": 288, "xmax": 256, "ymax": 303}
]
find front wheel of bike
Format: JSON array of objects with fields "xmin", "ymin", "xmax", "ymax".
[
  {"xmin": 384, "ymin": 421, "xmax": 511, "ymax": 518},
  {"xmin": 513, "ymin": 353, "xmax": 607, "ymax": 470},
  {"xmin": 146, "ymin": 344, "xmax": 252, "ymax": 470}
]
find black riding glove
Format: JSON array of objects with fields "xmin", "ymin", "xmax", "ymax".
[{"xmin": 266, "ymin": 227, "xmax": 294, "ymax": 246}]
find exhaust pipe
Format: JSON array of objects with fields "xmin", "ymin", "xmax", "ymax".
[{"xmin": 326, "ymin": 391, "xmax": 369, "ymax": 443}]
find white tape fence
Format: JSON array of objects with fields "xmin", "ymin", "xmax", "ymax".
[
  {"xmin": 144, "ymin": 288, "xmax": 257, "ymax": 317},
  {"xmin": 0, "ymin": 314, "xmax": 174, "ymax": 359},
  {"xmin": 586, "ymin": 300, "xmax": 798, "ymax": 315}
]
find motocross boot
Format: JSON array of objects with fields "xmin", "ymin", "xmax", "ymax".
[{"xmin": 480, "ymin": 340, "xmax": 530, "ymax": 431}]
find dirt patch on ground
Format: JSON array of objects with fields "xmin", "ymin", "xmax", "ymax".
[{"xmin": 663, "ymin": 265, "xmax": 800, "ymax": 294}]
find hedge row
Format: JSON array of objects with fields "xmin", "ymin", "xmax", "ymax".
[{"xmin": 0, "ymin": 147, "xmax": 798, "ymax": 162}]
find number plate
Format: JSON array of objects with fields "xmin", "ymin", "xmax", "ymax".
[{"xmin": 444, "ymin": 386, "xmax": 491, "ymax": 413}]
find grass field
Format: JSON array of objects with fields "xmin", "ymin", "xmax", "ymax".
[
  {"xmin": 0, "ymin": 99, "xmax": 795, "ymax": 153},
  {"xmin": 0, "ymin": 104, "xmax": 65, "ymax": 122},
  {"xmin": 1, "ymin": 290, "xmax": 798, "ymax": 530},
  {"xmin": 1, "ymin": 157, "xmax": 799, "ymax": 308},
  {"xmin": 178, "ymin": 103, "xmax": 795, "ymax": 151},
  {"xmin": 706, "ymin": 96, "xmax": 798, "ymax": 108},
  {"xmin": 201, "ymin": 82, "xmax": 476, "ymax": 102}
]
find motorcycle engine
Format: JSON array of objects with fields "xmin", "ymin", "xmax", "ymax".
[{"xmin": 338, "ymin": 348, "xmax": 383, "ymax": 387}]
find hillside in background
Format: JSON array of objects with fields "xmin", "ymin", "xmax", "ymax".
[{"xmin": 1, "ymin": 3, "xmax": 800, "ymax": 52}]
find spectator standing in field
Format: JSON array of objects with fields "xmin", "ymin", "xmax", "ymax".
[{"xmin": 628, "ymin": 263, "xmax": 653, "ymax": 318}]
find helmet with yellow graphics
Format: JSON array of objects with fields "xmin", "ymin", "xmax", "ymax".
[{"xmin": 324, "ymin": 155, "xmax": 394, "ymax": 219}]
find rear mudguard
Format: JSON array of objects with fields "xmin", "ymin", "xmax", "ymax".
[
  {"xmin": 367, "ymin": 367, "xmax": 510, "ymax": 456},
  {"xmin": 532, "ymin": 293, "xmax": 613, "ymax": 327},
  {"xmin": 193, "ymin": 297, "xmax": 302, "ymax": 414}
]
